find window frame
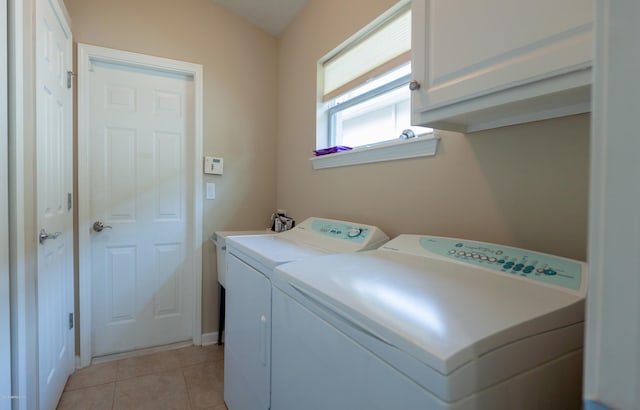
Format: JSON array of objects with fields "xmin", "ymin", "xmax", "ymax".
[{"xmin": 313, "ymin": 0, "xmax": 439, "ymax": 169}]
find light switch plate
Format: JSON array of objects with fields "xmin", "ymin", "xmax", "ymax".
[
  {"xmin": 204, "ymin": 156, "xmax": 224, "ymax": 175},
  {"xmin": 206, "ymin": 183, "xmax": 216, "ymax": 200}
]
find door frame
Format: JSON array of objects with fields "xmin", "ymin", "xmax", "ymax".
[
  {"xmin": 77, "ymin": 44, "xmax": 204, "ymax": 367},
  {"xmin": 1, "ymin": 0, "xmax": 12, "ymax": 405},
  {"xmin": 8, "ymin": 0, "xmax": 39, "ymax": 407}
]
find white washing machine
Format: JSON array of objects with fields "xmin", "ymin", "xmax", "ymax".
[
  {"xmin": 271, "ymin": 235, "xmax": 588, "ymax": 410},
  {"xmin": 223, "ymin": 217, "xmax": 389, "ymax": 410}
]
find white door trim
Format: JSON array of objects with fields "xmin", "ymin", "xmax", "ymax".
[
  {"xmin": 584, "ymin": 1, "xmax": 640, "ymax": 408},
  {"xmin": 1, "ymin": 0, "xmax": 12, "ymax": 405},
  {"xmin": 77, "ymin": 44, "xmax": 204, "ymax": 367},
  {"xmin": 8, "ymin": 0, "xmax": 37, "ymax": 407}
]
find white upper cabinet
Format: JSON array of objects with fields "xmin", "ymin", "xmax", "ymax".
[{"xmin": 411, "ymin": 0, "xmax": 594, "ymax": 132}]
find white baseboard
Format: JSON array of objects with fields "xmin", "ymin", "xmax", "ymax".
[
  {"xmin": 201, "ymin": 332, "xmax": 222, "ymax": 346},
  {"xmin": 74, "ymin": 333, "xmax": 222, "ymax": 369},
  {"xmin": 91, "ymin": 340, "xmax": 193, "ymax": 365}
]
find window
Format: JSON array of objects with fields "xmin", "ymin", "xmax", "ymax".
[
  {"xmin": 317, "ymin": 1, "xmax": 433, "ymax": 161},
  {"xmin": 328, "ymin": 63, "xmax": 417, "ymax": 148}
]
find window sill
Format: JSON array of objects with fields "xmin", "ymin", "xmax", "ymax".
[{"xmin": 310, "ymin": 135, "xmax": 439, "ymax": 170}]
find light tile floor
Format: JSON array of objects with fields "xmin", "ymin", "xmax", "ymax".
[{"xmin": 56, "ymin": 344, "xmax": 228, "ymax": 410}]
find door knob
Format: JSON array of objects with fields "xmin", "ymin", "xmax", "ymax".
[
  {"xmin": 409, "ymin": 80, "xmax": 421, "ymax": 91},
  {"xmin": 92, "ymin": 221, "xmax": 113, "ymax": 232},
  {"xmin": 39, "ymin": 229, "xmax": 62, "ymax": 244}
]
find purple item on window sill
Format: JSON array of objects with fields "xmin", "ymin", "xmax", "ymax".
[{"xmin": 313, "ymin": 146, "xmax": 352, "ymax": 156}]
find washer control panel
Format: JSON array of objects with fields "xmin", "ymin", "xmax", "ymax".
[
  {"xmin": 418, "ymin": 236, "xmax": 584, "ymax": 291},
  {"xmin": 282, "ymin": 217, "xmax": 389, "ymax": 253},
  {"xmin": 310, "ymin": 219, "xmax": 373, "ymax": 244}
]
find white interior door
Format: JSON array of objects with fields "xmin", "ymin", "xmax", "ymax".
[
  {"xmin": 88, "ymin": 59, "xmax": 195, "ymax": 357},
  {"xmin": 35, "ymin": 0, "xmax": 74, "ymax": 408}
]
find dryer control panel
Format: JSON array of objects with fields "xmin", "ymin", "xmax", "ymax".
[{"xmin": 418, "ymin": 236, "xmax": 584, "ymax": 291}]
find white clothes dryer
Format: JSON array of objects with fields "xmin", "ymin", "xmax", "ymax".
[
  {"xmin": 223, "ymin": 217, "xmax": 389, "ymax": 410},
  {"xmin": 271, "ymin": 234, "xmax": 588, "ymax": 410}
]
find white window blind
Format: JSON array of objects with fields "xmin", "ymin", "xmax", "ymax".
[{"xmin": 322, "ymin": 7, "xmax": 411, "ymax": 101}]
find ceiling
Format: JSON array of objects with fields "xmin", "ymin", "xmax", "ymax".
[{"xmin": 211, "ymin": 0, "xmax": 310, "ymax": 37}]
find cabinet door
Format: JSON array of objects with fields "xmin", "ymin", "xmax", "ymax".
[
  {"xmin": 411, "ymin": 0, "xmax": 593, "ymax": 132},
  {"xmin": 224, "ymin": 254, "xmax": 271, "ymax": 410}
]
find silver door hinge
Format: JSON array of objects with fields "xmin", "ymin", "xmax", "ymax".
[
  {"xmin": 67, "ymin": 71, "xmax": 75, "ymax": 89},
  {"xmin": 69, "ymin": 312, "xmax": 74, "ymax": 330},
  {"xmin": 67, "ymin": 193, "xmax": 72, "ymax": 211}
]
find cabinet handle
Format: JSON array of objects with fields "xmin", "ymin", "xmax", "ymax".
[{"xmin": 409, "ymin": 80, "xmax": 421, "ymax": 91}]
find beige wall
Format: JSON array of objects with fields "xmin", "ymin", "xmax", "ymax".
[
  {"xmin": 64, "ymin": 0, "xmax": 278, "ymax": 337},
  {"xmin": 277, "ymin": 0, "xmax": 589, "ymax": 261}
]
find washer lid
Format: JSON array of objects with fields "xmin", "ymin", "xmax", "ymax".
[
  {"xmin": 227, "ymin": 234, "xmax": 329, "ymax": 273},
  {"xmin": 273, "ymin": 239, "xmax": 585, "ymax": 375}
]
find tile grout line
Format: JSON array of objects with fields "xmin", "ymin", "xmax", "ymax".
[
  {"xmin": 181, "ymin": 366, "xmax": 195, "ymax": 410},
  {"xmin": 111, "ymin": 359, "xmax": 120, "ymax": 410}
]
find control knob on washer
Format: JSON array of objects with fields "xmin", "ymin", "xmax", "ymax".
[{"xmin": 348, "ymin": 228, "xmax": 362, "ymax": 238}]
